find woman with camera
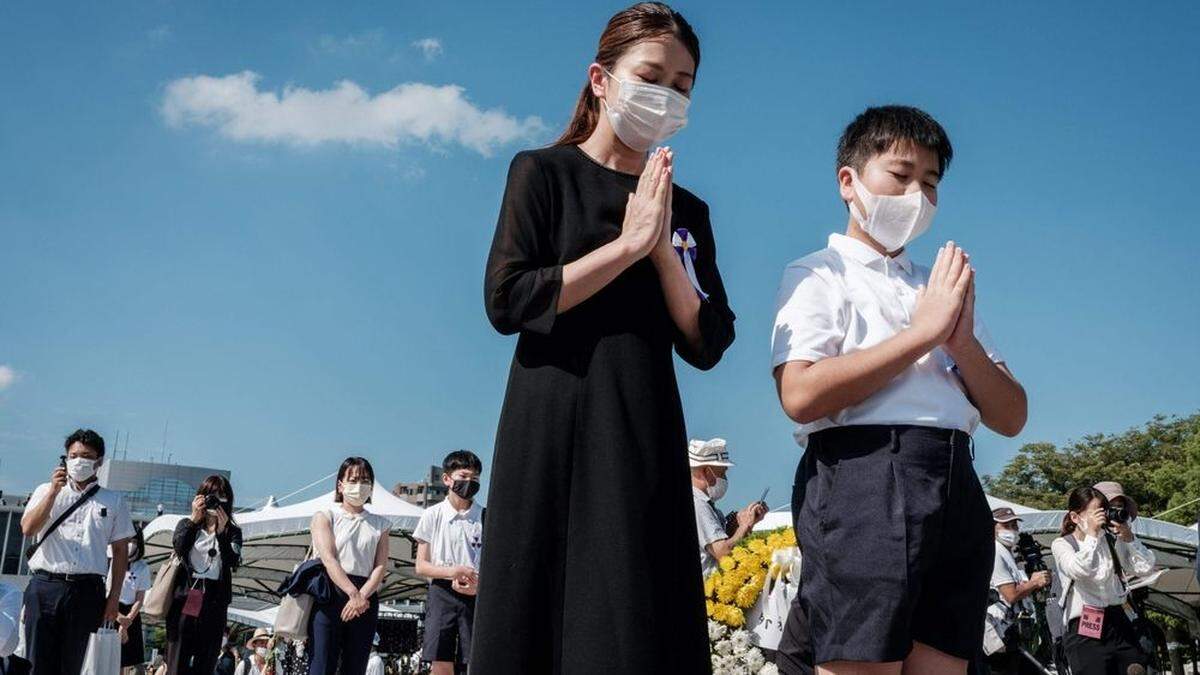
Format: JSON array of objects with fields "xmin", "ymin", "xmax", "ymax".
[
  {"xmin": 166, "ymin": 475, "xmax": 243, "ymax": 675},
  {"xmin": 1051, "ymin": 484, "xmax": 1155, "ymax": 675}
]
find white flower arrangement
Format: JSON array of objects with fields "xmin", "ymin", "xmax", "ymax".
[{"xmin": 708, "ymin": 620, "xmax": 773, "ymax": 675}]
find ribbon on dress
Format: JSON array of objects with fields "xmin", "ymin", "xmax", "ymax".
[{"xmin": 671, "ymin": 228, "xmax": 709, "ymax": 300}]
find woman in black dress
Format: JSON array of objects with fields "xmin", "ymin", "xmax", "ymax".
[{"xmin": 474, "ymin": 3, "xmax": 734, "ymax": 673}]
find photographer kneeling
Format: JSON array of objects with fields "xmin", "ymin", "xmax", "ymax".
[
  {"xmin": 984, "ymin": 508, "xmax": 1051, "ymax": 674},
  {"xmin": 1051, "ymin": 484, "xmax": 1155, "ymax": 675}
]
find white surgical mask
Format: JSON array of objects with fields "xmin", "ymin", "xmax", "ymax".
[
  {"xmin": 706, "ymin": 476, "xmax": 728, "ymax": 502},
  {"xmin": 66, "ymin": 457, "xmax": 97, "ymax": 482},
  {"xmin": 342, "ymin": 483, "xmax": 370, "ymax": 507},
  {"xmin": 602, "ymin": 68, "xmax": 689, "ymax": 152},
  {"xmin": 255, "ymin": 647, "xmax": 269, "ymax": 658},
  {"xmin": 997, "ymin": 530, "xmax": 1019, "ymax": 548},
  {"xmin": 848, "ymin": 171, "xmax": 937, "ymax": 253}
]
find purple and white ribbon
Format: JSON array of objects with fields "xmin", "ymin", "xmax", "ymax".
[{"xmin": 671, "ymin": 227, "xmax": 709, "ymax": 300}]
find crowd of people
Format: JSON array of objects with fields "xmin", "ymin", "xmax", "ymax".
[{"xmin": 0, "ymin": 2, "xmax": 1184, "ymax": 675}]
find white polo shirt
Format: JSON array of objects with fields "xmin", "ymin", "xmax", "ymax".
[
  {"xmin": 991, "ymin": 541, "xmax": 1033, "ymax": 613},
  {"xmin": 26, "ymin": 480, "xmax": 135, "ymax": 576},
  {"xmin": 693, "ymin": 487, "xmax": 727, "ymax": 578},
  {"xmin": 413, "ymin": 498, "xmax": 483, "ymax": 571},
  {"xmin": 771, "ymin": 233, "xmax": 1004, "ymax": 446},
  {"xmin": 109, "ymin": 558, "xmax": 152, "ymax": 605}
]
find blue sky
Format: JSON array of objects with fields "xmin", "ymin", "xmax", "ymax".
[{"xmin": 2, "ymin": 1, "xmax": 1198, "ymax": 512}]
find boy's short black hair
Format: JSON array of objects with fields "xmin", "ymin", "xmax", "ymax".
[
  {"xmin": 836, "ymin": 105, "xmax": 953, "ymax": 177},
  {"xmin": 443, "ymin": 450, "xmax": 482, "ymax": 475},
  {"xmin": 64, "ymin": 428, "xmax": 105, "ymax": 458}
]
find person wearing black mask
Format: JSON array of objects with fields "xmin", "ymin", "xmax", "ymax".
[
  {"xmin": 166, "ymin": 475, "xmax": 242, "ymax": 675},
  {"xmin": 412, "ymin": 451, "xmax": 484, "ymax": 675}
]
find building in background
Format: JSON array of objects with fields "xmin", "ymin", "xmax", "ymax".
[
  {"xmin": 393, "ymin": 465, "xmax": 447, "ymax": 507},
  {"xmin": 98, "ymin": 459, "xmax": 231, "ymax": 524},
  {"xmin": 0, "ymin": 493, "xmax": 32, "ymax": 586}
]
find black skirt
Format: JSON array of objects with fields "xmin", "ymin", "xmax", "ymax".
[
  {"xmin": 474, "ymin": 146, "xmax": 736, "ymax": 674},
  {"xmin": 118, "ymin": 602, "xmax": 145, "ymax": 667}
]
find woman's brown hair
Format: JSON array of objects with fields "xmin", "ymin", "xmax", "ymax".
[
  {"xmin": 197, "ymin": 474, "xmax": 235, "ymax": 521},
  {"xmin": 1061, "ymin": 486, "xmax": 1109, "ymax": 536},
  {"xmin": 554, "ymin": 2, "xmax": 700, "ymax": 147}
]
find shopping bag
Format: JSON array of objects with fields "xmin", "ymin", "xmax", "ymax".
[
  {"xmin": 747, "ymin": 546, "xmax": 801, "ymax": 651},
  {"xmin": 81, "ymin": 626, "xmax": 121, "ymax": 675},
  {"xmin": 142, "ymin": 555, "xmax": 182, "ymax": 620},
  {"xmin": 274, "ymin": 592, "xmax": 314, "ymax": 640}
]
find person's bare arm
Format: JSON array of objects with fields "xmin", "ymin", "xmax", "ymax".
[
  {"xmin": 311, "ymin": 513, "xmax": 360, "ymax": 598},
  {"xmin": 105, "ymin": 539, "xmax": 130, "ymax": 623},
  {"xmin": 20, "ymin": 469, "xmax": 67, "ymax": 536},
  {"xmin": 648, "ymin": 151, "xmax": 702, "ymax": 352},
  {"xmin": 944, "ymin": 274, "xmax": 1027, "ymax": 437},
  {"xmin": 706, "ymin": 504, "xmax": 767, "ymax": 561},
  {"xmin": 414, "ymin": 542, "xmax": 475, "ymax": 584},
  {"xmin": 775, "ymin": 242, "xmax": 972, "ymax": 424},
  {"xmin": 996, "ymin": 571, "xmax": 1050, "ymax": 605},
  {"xmin": 358, "ymin": 530, "xmax": 390, "ymax": 598}
]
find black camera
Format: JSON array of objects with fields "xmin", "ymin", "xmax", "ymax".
[
  {"xmin": 204, "ymin": 493, "xmax": 221, "ymax": 510},
  {"xmin": 1014, "ymin": 532, "xmax": 1047, "ymax": 574},
  {"xmin": 1106, "ymin": 503, "xmax": 1131, "ymax": 525}
]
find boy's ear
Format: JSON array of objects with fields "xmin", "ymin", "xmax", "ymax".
[{"xmin": 837, "ymin": 166, "xmax": 856, "ymax": 206}]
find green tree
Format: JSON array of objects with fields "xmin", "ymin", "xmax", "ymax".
[{"xmin": 983, "ymin": 413, "xmax": 1200, "ymax": 524}]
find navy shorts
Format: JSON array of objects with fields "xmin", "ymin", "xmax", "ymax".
[
  {"xmin": 422, "ymin": 579, "xmax": 475, "ymax": 664},
  {"xmin": 778, "ymin": 425, "xmax": 994, "ymax": 667}
]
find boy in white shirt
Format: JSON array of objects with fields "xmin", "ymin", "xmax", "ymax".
[
  {"xmin": 413, "ymin": 451, "xmax": 484, "ymax": 675},
  {"xmin": 771, "ymin": 106, "xmax": 1028, "ymax": 675}
]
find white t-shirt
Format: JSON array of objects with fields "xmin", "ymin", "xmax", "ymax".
[
  {"xmin": 0, "ymin": 582, "xmax": 20, "ymax": 657},
  {"xmin": 770, "ymin": 233, "xmax": 1004, "ymax": 446},
  {"xmin": 26, "ymin": 480, "xmax": 135, "ymax": 575},
  {"xmin": 1052, "ymin": 533, "xmax": 1155, "ymax": 622},
  {"xmin": 366, "ymin": 652, "xmax": 385, "ymax": 675},
  {"xmin": 326, "ymin": 508, "xmax": 391, "ymax": 577},
  {"xmin": 413, "ymin": 498, "xmax": 484, "ymax": 570},
  {"xmin": 991, "ymin": 541, "xmax": 1033, "ymax": 613},
  {"xmin": 109, "ymin": 558, "xmax": 153, "ymax": 605},
  {"xmin": 693, "ymin": 487, "xmax": 727, "ymax": 578},
  {"xmin": 189, "ymin": 528, "xmax": 223, "ymax": 580}
]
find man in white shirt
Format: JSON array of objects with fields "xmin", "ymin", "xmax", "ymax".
[
  {"xmin": 365, "ymin": 635, "xmax": 385, "ymax": 675},
  {"xmin": 985, "ymin": 508, "xmax": 1050, "ymax": 673},
  {"xmin": 413, "ymin": 451, "xmax": 484, "ymax": 675},
  {"xmin": 771, "ymin": 106, "xmax": 1028, "ymax": 675},
  {"xmin": 688, "ymin": 439, "xmax": 766, "ymax": 578},
  {"xmin": 20, "ymin": 429, "xmax": 135, "ymax": 675}
]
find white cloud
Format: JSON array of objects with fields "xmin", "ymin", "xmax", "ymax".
[
  {"xmin": 0, "ymin": 366, "xmax": 16, "ymax": 391},
  {"xmin": 161, "ymin": 71, "xmax": 544, "ymax": 156},
  {"xmin": 412, "ymin": 38, "xmax": 443, "ymax": 61}
]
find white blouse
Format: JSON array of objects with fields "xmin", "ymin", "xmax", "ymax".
[
  {"xmin": 1052, "ymin": 532, "xmax": 1155, "ymax": 622},
  {"xmin": 189, "ymin": 529, "xmax": 222, "ymax": 580},
  {"xmin": 326, "ymin": 508, "xmax": 390, "ymax": 577}
]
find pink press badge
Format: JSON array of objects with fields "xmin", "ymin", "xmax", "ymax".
[
  {"xmin": 182, "ymin": 587, "xmax": 204, "ymax": 617},
  {"xmin": 1078, "ymin": 605, "xmax": 1105, "ymax": 639}
]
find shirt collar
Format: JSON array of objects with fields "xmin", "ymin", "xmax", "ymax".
[
  {"xmin": 828, "ymin": 233, "xmax": 913, "ymax": 274},
  {"xmin": 442, "ymin": 497, "xmax": 480, "ymax": 520},
  {"xmin": 692, "ymin": 486, "xmax": 712, "ymax": 503}
]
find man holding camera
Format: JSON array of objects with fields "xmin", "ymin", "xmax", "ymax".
[
  {"xmin": 984, "ymin": 508, "xmax": 1051, "ymax": 674},
  {"xmin": 689, "ymin": 439, "xmax": 767, "ymax": 578},
  {"xmin": 20, "ymin": 429, "xmax": 134, "ymax": 675}
]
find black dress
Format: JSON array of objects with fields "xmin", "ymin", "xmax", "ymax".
[{"xmin": 473, "ymin": 145, "xmax": 735, "ymax": 674}]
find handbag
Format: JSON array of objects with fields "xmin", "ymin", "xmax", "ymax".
[
  {"xmin": 142, "ymin": 555, "xmax": 182, "ymax": 620},
  {"xmin": 80, "ymin": 625, "xmax": 121, "ymax": 675},
  {"xmin": 274, "ymin": 541, "xmax": 319, "ymax": 640}
]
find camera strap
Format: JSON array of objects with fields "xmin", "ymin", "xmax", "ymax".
[{"xmin": 1104, "ymin": 533, "xmax": 1128, "ymax": 592}]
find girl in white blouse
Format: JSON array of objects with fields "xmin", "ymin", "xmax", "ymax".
[
  {"xmin": 307, "ymin": 457, "xmax": 390, "ymax": 675},
  {"xmin": 1051, "ymin": 485, "xmax": 1155, "ymax": 674}
]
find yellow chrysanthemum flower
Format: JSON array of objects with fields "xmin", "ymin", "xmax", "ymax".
[
  {"xmin": 735, "ymin": 583, "xmax": 759, "ymax": 609},
  {"xmin": 725, "ymin": 606, "xmax": 746, "ymax": 627},
  {"xmin": 718, "ymin": 556, "xmax": 736, "ymax": 572}
]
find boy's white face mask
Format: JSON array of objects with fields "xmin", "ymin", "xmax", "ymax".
[
  {"xmin": 601, "ymin": 68, "xmax": 689, "ymax": 152},
  {"xmin": 849, "ymin": 170, "xmax": 937, "ymax": 253}
]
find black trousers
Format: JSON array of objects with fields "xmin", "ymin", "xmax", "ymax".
[
  {"xmin": 1063, "ymin": 607, "xmax": 1147, "ymax": 675},
  {"xmin": 307, "ymin": 575, "xmax": 379, "ymax": 675},
  {"xmin": 23, "ymin": 574, "xmax": 106, "ymax": 675},
  {"xmin": 165, "ymin": 583, "xmax": 228, "ymax": 675}
]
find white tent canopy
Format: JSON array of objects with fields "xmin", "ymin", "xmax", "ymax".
[
  {"xmin": 753, "ymin": 493, "xmax": 1039, "ymax": 533},
  {"xmin": 142, "ymin": 482, "xmax": 429, "ymax": 605}
]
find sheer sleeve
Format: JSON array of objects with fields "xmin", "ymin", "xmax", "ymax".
[
  {"xmin": 673, "ymin": 200, "xmax": 736, "ymax": 370},
  {"xmin": 484, "ymin": 151, "xmax": 562, "ymax": 336}
]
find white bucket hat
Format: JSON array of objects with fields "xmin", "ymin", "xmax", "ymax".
[{"xmin": 688, "ymin": 438, "xmax": 734, "ymax": 468}]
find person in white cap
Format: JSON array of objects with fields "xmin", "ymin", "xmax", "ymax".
[
  {"xmin": 689, "ymin": 438, "xmax": 767, "ymax": 578},
  {"xmin": 983, "ymin": 507, "xmax": 1050, "ymax": 674}
]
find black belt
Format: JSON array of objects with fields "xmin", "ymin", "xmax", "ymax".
[{"xmin": 33, "ymin": 570, "xmax": 104, "ymax": 583}]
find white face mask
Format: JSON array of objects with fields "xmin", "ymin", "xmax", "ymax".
[
  {"xmin": 997, "ymin": 529, "xmax": 1019, "ymax": 548},
  {"xmin": 848, "ymin": 170, "xmax": 937, "ymax": 253},
  {"xmin": 706, "ymin": 476, "xmax": 728, "ymax": 502},
  {"xmin": 342, "ymin": 483, "xmax": 370, "ymax": 507},
  {"xmin": 602, "ymin": 68, "xmax": 689, "ymax": 152},
  {"xmin": 255, "ymin": 647, "xmax": 269, "ymax": 658},
  {"xmin": 66, "ymin": 457, "xmax": 97, "ymax": 482}
]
